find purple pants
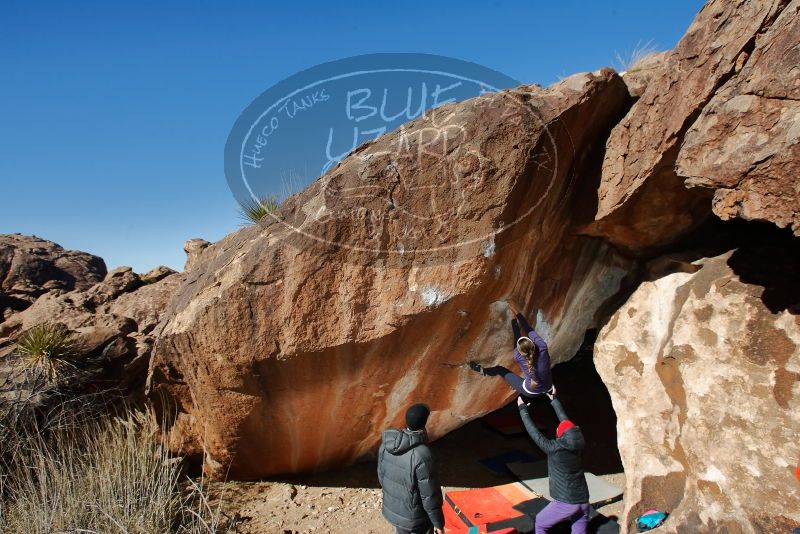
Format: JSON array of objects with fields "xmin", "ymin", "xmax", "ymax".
[
  {"xmin": 535, "ymin": 500, "xmax": 591, "ymax": 533},
  {"xmin": 482, "ymin": 366, "xmax": 545, "ymax": 399}
]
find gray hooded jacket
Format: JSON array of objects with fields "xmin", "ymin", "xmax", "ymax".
[
  {"xmin": 377, "ymin": 428, "xmax": 445, "ymax": 530},
  {"xmin": 519, "ymin": 398, "xmax": 590, "ymax": 504}
]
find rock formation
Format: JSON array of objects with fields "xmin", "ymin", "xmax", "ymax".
[
  {"xmin": 618, "ymin": 51, "xmax": 668, "ymax": 99},
  {"xmin": 0, "ymin": 234, "xmax": 106, "ymax": 322},
  {"xmin": 1, "ymin": 2, "xmax": 796, "ymax": 530},
  {"xmin": 148, "ymin": 1, "xmax": 800, "ymax": 493},
  {"xmin": 148, "ymin": 69, "xmax": 635, "ymax": 479},
  {"xmin": 183, "ymin": 238, "xmax": 211, "ymax": 272},
  {"xmin": 595, "ymin": 238, "xmax": 800, "ymax": 532},
  {"xmin": 588, "ymin": 0, "xmax": 798, "ymax": 252},
  {"xmin": 584, "ymin": 1, "xmax": 800, "ymax": 529},
  {"xmin": 676, "ymin": 0, "xmax": 800, "ymax": 236},
  {"xmin": 0, "ymin": 261, "xmax": 183, "ymax": 392}
]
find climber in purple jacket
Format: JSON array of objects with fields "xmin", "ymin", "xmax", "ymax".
[{"xmin": 469, "ymin": 299, "xmax": 555, "ymax": 399}]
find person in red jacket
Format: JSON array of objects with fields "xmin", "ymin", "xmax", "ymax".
[{"xmin": 518, "ymin": 396, "xmax": 590, "ymax": 533}]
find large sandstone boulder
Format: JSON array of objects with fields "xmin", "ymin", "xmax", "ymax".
[
  {"xmin": 0, "ymin": 234, "xmax": 106, "ymax": 322},
  {"xmin": 587, "ymin": 0, "xmax": 795, "ymax": 251},
  {"xmin": 595, "ymin": 243, "xmax": 800, "ymax": 533},
  {"xmin": 677, "ymin": 0, "xmax": 800, "ymax": 236},
  {"xmin": 148, "ymin": 69, "xmax": 635, "ymax": 479}
]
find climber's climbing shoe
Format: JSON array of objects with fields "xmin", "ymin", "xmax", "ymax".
[{"xmin": 468, "ymin": 361, "xmax": 485, "ymax": 375}]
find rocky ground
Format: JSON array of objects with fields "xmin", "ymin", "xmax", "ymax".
[
  {"xmin": 204, "ymin": 353, "xmax": 626, "ymax": 533},
  {"xmin": 203, "ymin": 431, "xmax": 625, "ymax": 534}
]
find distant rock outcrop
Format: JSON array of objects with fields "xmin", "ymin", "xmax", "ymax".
[
  {"xmin": 587, "ymin": 0, "xmax": 798, "ymax": 252},
  {"xmin": 0, "ymin": 234, "xmax": 106, "ymax": 322},
  {"xmin": 0, "ymin": 263, "xmax": 184, "ymax": 391},
  {"xmin": 110, "ymin": 266, "xmax": 179, "ymax": 334},
  {"xmin": 595, "ymin": 243, "xmax": 800, "ymax": 532},
  {"xmin": 148, "ymin": 69, "xmax": 634, "ymax": 479}
]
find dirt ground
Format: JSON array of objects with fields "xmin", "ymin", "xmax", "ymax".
[{"xmin": 205, "ymin": 351, "xmax": 626, "ymax": 533}]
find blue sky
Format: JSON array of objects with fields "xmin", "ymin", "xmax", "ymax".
[{"xmin": 0, "ymin": 1, "xmax": 706, "ymax": 272}]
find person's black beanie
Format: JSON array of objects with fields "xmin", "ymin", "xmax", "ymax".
[{"xmin": 405, "ymin": 403, "xmax": 430, "ymax": 431}]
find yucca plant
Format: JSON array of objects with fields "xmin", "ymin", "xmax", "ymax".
[
  {"xmin": 238, "ymin": 195, "xmax": 279, "ymax": 225},
  {"xmin": 15, "ymin": 323, "xmax": 79, "ymax": 382}
]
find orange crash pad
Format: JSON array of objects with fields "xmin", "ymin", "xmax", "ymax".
[{"xmin": 444, "ymin": 483, "xmax": 544, "ymax": 533}]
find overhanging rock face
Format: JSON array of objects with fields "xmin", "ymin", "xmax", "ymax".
[
  {"xmin": 587, "ymin": 0, "xmax": 796, "ymax": 252},
  {"xmin": 148, "ymin": 69, "xmax": 634, "ymax": 479},
  {"xmin": 677, "ymin": 0, "xmax": 800, "ymax": 236}
]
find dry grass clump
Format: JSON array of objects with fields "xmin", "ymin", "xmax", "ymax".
[
  {"xmin": 614, "ymin": 40, "xmax": 661, "ymax": 73},
  {"xmin": 0, "ymin": 403, "xmax": 236, "ymax": 533},
  {"xmin": 0, "ymin": 317, "xmax": 235, "ymax": 532},
  {"xmin": 1, "ymin": 410, "xmax": 179, "ymax": 533}
]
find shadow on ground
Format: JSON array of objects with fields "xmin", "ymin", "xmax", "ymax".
[{"xmin": 283, "ymin": 342, "xmax": 622, "ymax": 491}]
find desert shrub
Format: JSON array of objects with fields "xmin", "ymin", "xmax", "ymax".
[
  {"xmin": 0, "ymin": 323, "xmax": 235, "ymax": 532},
  {"xmin": 0, "ymin": 407, "xmax": 237, "ymax": 533},
  {"xmin": 238, "ymin": 195, "xmax": 279, "ymax": 225},
  {"xmin": 14, "ymin": 323, "xmax": 80, "ymax": 383},
  {"xmin": 279, "ymin": 171, "xmax": 304, "ymax": 202},
  {"xmin": 179, "ymin": 477, "xmax": 239, "ymax": 534},
  {"xmin": 0, "ymin": 409, "xmax": 178, "ymax": 533}
]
